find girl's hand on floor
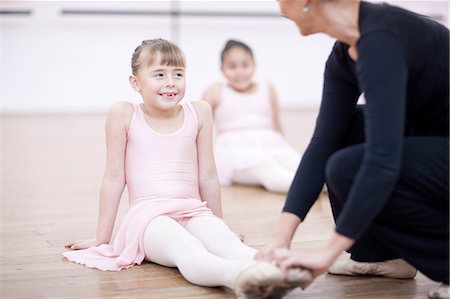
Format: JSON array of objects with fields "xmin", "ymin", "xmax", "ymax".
[{"xmin": 64, "ymin": 238, "xmax": 102, "ymax": 250}]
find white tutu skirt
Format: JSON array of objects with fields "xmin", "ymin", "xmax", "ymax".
[{"xmin": 214, "ymin": 129, "xmax": 299, "ymax": 185}]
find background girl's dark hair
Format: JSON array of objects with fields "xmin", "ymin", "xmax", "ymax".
[{"xmin": 220, "ymin": 39, "xmax": 254, "ymax": 63}]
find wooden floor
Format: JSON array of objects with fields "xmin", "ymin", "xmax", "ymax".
[{"xmin": 1, "ymin": 110, "xmax": 440, "ymax": 299}]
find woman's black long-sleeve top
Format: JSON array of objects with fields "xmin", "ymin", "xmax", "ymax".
[{"xmin": 283, "ymin": 1, "xmax": 449, "ymax": 240}]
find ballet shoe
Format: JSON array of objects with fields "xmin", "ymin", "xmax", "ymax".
[
  {"xmin": 286, "ymin": 267, "xmax": 313, "ymax": 287},
  {"xmin": 273, "ymin": 248, "xmax": 313, "ymax": 289},
  {"xmin": 428, "ymin": 284, "xmax": 450, "ymax": 299},
  {"xmin": 328, "ymin": 257, "xmax": 417, "ymax": 279},
  {"xmin": 262, "ymin": 267, "xmax": 313, "ymax": 298},
  {"xmin": 234, "ymin": 261, "xmax": 312, "ymax": 299},
  {"xmin": 234, "ymin": 261, "xmax": 284, "ymax": 299}
]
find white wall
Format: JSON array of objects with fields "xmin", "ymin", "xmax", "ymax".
[
  {"xmin": 2, "ymin": 1, "xmax": 174, "ymax": 113},
  {"xmin": 1, "ymin": 1, "xmax": 448, "ymax": 113}
]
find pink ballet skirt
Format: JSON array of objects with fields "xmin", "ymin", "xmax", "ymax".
[{"xmin": 63, "ymin": 198, "xmax": 211, "ymax": 271}]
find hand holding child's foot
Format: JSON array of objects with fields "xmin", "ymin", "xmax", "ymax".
[
  {"xmin": 234, "ymin": 260, "xmax": 311, "ymax": 299},
  {"xmin": 274, "ymin": 248, "xmax": 313, "ymax": 289},
  {"xmin": 234, "ymin": 261, "xmax": 284, "ymax": 299}
]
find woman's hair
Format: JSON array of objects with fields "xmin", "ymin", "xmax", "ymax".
[
  {"xmin": 131, "ymin": 38, "xmax": 186, "ymax": 75},
  {"xmin": 220, "ymin": 39, "xmax": 254, "ymax": 63}
]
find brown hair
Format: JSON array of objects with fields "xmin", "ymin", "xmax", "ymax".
[
  {"xmin": 131, "ymin": 38, "xmax": 186, "ymax": 75},
  {"xmin": 220, "ymin": 39, "xmax": 254, "ymax": 63}
]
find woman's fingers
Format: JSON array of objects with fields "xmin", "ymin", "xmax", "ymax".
[
  {"xmin": 254, "ymin": 247, "xmax": 275, "ymax": 262},
  {"xmin": 280, "ymin": 255, "xmax": 302, "ymax": 271}
]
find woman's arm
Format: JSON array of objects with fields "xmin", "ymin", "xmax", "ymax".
[
  {"xmin": 255, "ymin": 212, "xmax": 302, "ymax": 260},
  {"xmin": 335, "ymin": 32, "xmax": 408, "ymax": 240},
  {"xmin": 65, "ymin": 102, "xmax": 132, "ymax": 249},
  {"xmin": 272, "ymin": 212, "xmax": 303, "ymax": 248},
  {"xmin": 257, "ymin": 43, "xmax": 360, "ymax": 259},
  {"xmin": 283, "ymin": 42, "xmax": 361, "ymax": 222},
  {"xmin": 278, "ymin": 33, "xmax": 408, "ymax": 287},
  {"xmin": 192, "ymin": 100, "xmax": 223, "ymax": 218}
]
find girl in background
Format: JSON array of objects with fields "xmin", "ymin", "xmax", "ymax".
[
  {"xmin": 202, "ymin": 40, "xmax": 302, "ymax": 193},
  {"xmin": 63, "ymin": 38, "xmax": 310, "ymax": 299}
]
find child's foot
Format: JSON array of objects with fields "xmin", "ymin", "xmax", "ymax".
[
  {"xmin": 234, "ymin": 261, "xmax": 312, "ymax": 299},
  {"xmin": 234, "ymin": 261, "xmax": 283, "ymax": 299},
  {"xmin": 273, "ymin": 248, "xmax": 313, "ymax": 290},
  {"xmin": 328, "ymin": 257, "xmax": 417, "ymax": 279},
  {"xmin": 285, "ymin": 267, "xmax": 313, "ymax": 289},
  {"xmin": 428, "ymin": 284, "xmax": 450, "ymax": 299},
  {"xmin": 267, "ymin": 267, "xmax": 313, "ymax": 298}
]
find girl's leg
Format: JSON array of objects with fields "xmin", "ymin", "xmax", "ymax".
[
  {"xmin": 232, "ymin": 158, "xmax": 295, "ymax": 193},
  {"xmin": 271, "ymin": 146, "xmax": 302, "ymax": 173},
  {"xmin": 183, "ymin": 215, "xmax": 314, "ymax": 296},
  {"xmin": 183, "ymin": 215, "xmax": 256, "ymax": 260},
  {"xmin": 143, "ymin": 215, "xmax": 249, "ymax": 288}
]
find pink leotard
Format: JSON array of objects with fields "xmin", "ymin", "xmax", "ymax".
[
  {"xmin": 214, "ymin": 81, "xmax": 274, "ymax": 133},
  {"xmin": 63, "ymin": 101, "xmax": 213, "ymax": 271}
]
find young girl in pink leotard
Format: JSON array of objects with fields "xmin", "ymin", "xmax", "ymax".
[
  {"xmin": 62, "ymin": 38, "xmax": 309, "ymax": 298},
  {"xmin": 202, "ymin": 40, "xmax": 301, "ymax": 193}
]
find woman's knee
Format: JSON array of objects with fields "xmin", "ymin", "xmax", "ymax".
[{"xmin": 325, "ymin": 145, "xmax": 363, "ymax": 191}]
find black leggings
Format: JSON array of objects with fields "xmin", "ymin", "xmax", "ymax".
[{"xmin": 326, "ymin": 107, "xmax": 449, "ymax": 284}]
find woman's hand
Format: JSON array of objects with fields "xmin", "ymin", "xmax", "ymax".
[
  {"xmin": 275, "ymin": 233, "xmax": 354, "ymax": 289},
  {"xmin": 276, "ymin": 250, "xmax": 335, "ymax": 289},
  {"xmin": 255, "ymin": 212, "xmax": 301, "ymax": 261},
  {"xmin": 255, "ymin": 242, "xmax": 289, "ymax": 262},
  {"xmin": 64, "ymin": 238, "xmax": 102, "ymax": 250}
]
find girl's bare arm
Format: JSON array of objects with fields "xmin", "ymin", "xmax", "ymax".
[
  {"xmin": 65, "ymin": 102, "xmax": 132, "ymax": 249},
  {"xmin": 192, "ymin": 100, "xmax": 223, "ymax": 218}
]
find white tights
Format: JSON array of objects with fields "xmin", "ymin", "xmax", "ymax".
[
  {"xmin": 143, "ymin": 215, "xmax": 256, "ymax": 289},
  {"xmin": 232, "ymin": 149, "xmax": 300, "ymax": 193}
]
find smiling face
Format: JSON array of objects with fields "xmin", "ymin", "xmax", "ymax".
[
  {"xmin": 131, "ymin": 52, "xmax": 186, "ymax": 110},
  {"xmin": 221, "ymin": 46, "xmax": 255, "ymax": 92},
  {"xmin": 129, "ymin": 39, "xmax": 187, "ymax": 112}
]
